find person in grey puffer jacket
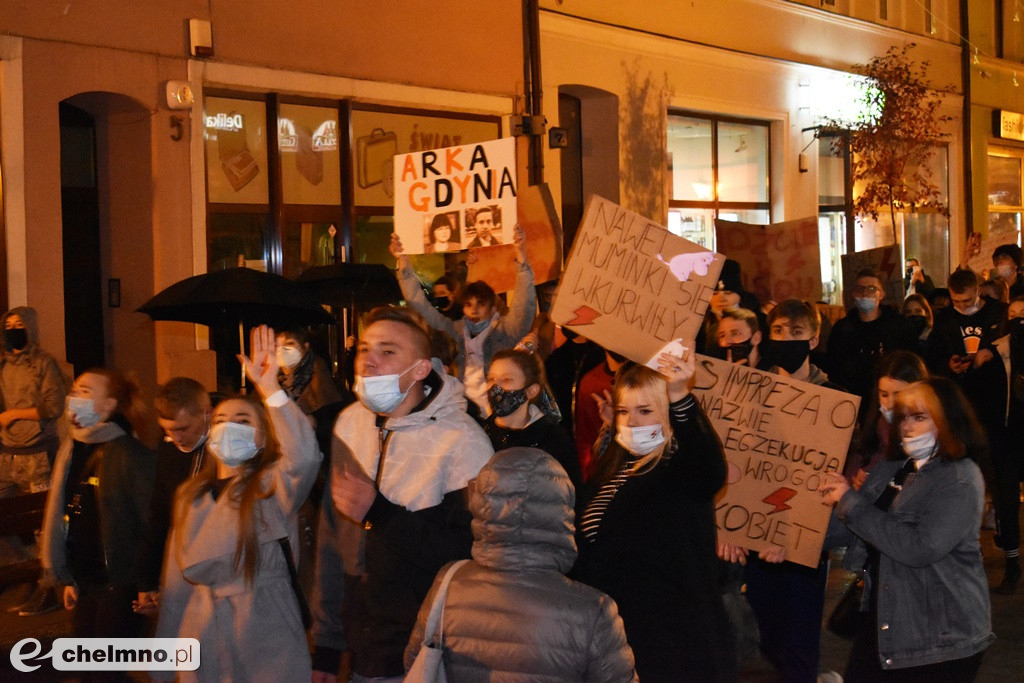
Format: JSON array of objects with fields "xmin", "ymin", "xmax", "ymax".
[{"xmin": 404, "ymin": 447, "xmax": 636, "ymax": 682}]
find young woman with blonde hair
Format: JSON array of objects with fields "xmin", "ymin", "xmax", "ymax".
[
  {"xmin": 156, "ymin": 326, "xmax": 321, "ymax": 682},
  {"xmin": 573, "ymin": 353, "xmax": 734, "ymax": 682}
]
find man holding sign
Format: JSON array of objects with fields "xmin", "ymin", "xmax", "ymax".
[{"xmin": 709, "ymin": 299, "xmax": 857, "ymax": 683}]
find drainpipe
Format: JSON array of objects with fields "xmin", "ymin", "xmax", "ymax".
[
  {"xmin": 960, "ymin": 0, "xmax": 974, "ymax": 237},
  {"xmin": 523, "ymin": 0, "xmax": 544, "ymax": 184}
]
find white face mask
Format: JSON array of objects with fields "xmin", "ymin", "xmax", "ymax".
[
  {"xmin": 276, "ymin": 346, "xmax": 303, "ymax": 370},
  {"xmin": 902, "ymin": 430, "xmax": 938, "ymax": 461},
  {"xmin": 208, "ymin": 421, "xmax": 261, "ymax": 467},
  {"xmin": 954, "ymin": 296, "xmax": 982, "ymax": 316},
  {"xmin": 354, "ymin": 362, "xmax": 421, "ymax": 414},
  {"xmin": 175, "ymin": 431, "xmax": 208, "ymax": 454},
  {"xmin": 67, "ymin": 396, "xmax": 102, "ymax": 428},
  {"xmin": 615, "ymin": 424, "xmax": 666, "ymax": 456},
  {"xmin": 880, "ymin": 406, "xmax": 894, "ymax": 424},
  {"xmin": 996, "ymin": 264, "xmax": 1017, "ymax": 280}
]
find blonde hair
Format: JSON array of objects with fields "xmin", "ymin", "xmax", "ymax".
[
  {"xmin": 175, "ymin": 395, "xmax": 282, "ymax": 586},
  {"xmin": 612, "ymin": 364, "xmax": 674, "ymax": 475}
]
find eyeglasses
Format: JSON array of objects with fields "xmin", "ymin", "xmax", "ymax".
[{"xmin": 851, "ymin": 285, "xmax": 880, "ymax": 295}]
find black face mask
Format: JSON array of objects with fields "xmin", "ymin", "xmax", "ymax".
[
  {"xmin": 1010, "ymin": 317, "xmax": 1024, "ymax": 341},
  {"xmin": 433, "ymin": 296, "xmax": 451, "ymax": 311},
  {"xmin": 488, "ymin": 385, "xmax": 529, "ymax": 418},
  {"xmin": 4, "ymin": 328, "xmax": 28, "ymax": 352},
  {"xmin": 761, "ymin": 339, "xmax": 811, "ymax": 374},
  {"xmin": 719, "ymin": 339, "xmax": 755, "ymax": 364},
  {"xmin": 907, "ymin": 315, "xmax": 929, "ymax": 336}
]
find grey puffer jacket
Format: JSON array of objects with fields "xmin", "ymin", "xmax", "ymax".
[{"xmin": 404, "ymin": 447, "xmax": 637, "ymax": 682}]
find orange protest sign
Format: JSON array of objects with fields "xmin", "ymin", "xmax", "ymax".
[{"xmin": 715, "ymin": 217, "xmax": 822, "ymax": 304}]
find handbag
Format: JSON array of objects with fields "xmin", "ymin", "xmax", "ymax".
[
  {"xmin": 827, "ymin": 572, "xmax": 865, "ymax": 639},
  {"xmin": 404, "ymin": 559, "xmax": 470, "ymax": 683}
]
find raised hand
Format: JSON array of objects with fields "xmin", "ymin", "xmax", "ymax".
[
  {"xmin": 656, "ymin": 349, "xmax": 696, "ymax": 402},
  {"xmin": 513, "ymin": 224, "xmax": 528, "ymax": 263},
  {"xmin": 389, "ymin": 232, "xmax": 410, "ymax": 268},
  {"xmin": 238, "ymin": 325, "xmax": 281, "ymax": 399}
]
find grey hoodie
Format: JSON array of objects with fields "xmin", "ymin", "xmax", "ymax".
[{"xmin": 0, "ymin": 307, "xmax": 67, "ymax": 451}]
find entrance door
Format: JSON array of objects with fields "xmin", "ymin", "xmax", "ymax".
[{"xmin": 60, "ymin": 102, "xmax": 105, "ymax": 375}]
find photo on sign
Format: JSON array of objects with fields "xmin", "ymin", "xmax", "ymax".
[
  {"xmin": 464, "ymin": 206, "xmax": 504, "ymax": 248},
  {"xmin": 423, "ymin": 211, "xmax": 462, "ymax": 253}
]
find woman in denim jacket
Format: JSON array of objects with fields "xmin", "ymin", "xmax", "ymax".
[{"xmin": 822, "ymin": 378, "xmax": 994, "ymax": 681}]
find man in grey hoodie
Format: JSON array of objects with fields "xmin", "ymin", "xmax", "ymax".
[
  {"xmin": 1, "ymin": 306, "xmax": 68, "ymax": 616},
  {"xmin": 0, "ymin": 306, "xmax": 67, "ymax": 491}
]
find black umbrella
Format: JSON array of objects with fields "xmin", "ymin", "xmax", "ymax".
[
  {"xmin": 138, "ymin": 267, "xmax": 334, "ymax": 329},
  {"xmin": 295, "ymin": 263, "xmax": 402, "ymax": 308},
  {"xmin": 138, "ymin": 267, "xmax": 334, "ymax": 388}
]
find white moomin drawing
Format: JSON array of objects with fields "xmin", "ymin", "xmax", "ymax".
[{"xmin": 657, "ymin": 251, "xmax": 717, "ymax": 283}]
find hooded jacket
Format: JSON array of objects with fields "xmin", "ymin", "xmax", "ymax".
[
  {"xmin": 404, "ymin": 447, "xmax": 637, "ymax": 682},
  {"xmin": 333, "ymin": 371, "xmax": 494, "ymax": 677},
  {"xmin": 0, "ymin": 307, "xmax": 67, "ymax": 452}
]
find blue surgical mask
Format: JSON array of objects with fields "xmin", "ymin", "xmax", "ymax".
[
  {"xmin": 208, "ymin": 421, "xmax": 260, "ymax": 467},
  {"xmin": 354, "ymin": 362, "xmax": 421, "ymax": 414},
  {"xmin": 855, "ymin": 297, "xmax": 878, "ymax": 314},
  {"xmin": 67, "ymin": 396, "xmax": 102, "ymax": 428},
  {"xmin": 615, "ymin": 424, "xmax": 666, "ymax": 456},
  {"xmin": 880, "ymin": 406, "xmax": 894, "ymax": 423},
  {"xmin": 466, "ymin": 317, "xmax": 491, "ymax": 336}
]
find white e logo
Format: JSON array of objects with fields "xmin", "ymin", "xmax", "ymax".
[{"xmin": 10, "ymin": 637, "xmax": 45, "ymax": 672}]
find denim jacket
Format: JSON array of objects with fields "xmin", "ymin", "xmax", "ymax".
[{"xmin": 838, "ymin": 456, "xmax": 995, "ymax": 670}]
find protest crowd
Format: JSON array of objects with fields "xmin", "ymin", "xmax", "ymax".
[{"xmin": 3, "ymin": 202, "xmax": 1021, "ymax": 683}]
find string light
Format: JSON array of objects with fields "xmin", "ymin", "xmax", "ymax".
[
  {"xmin": 1015, "ymin": 71, "xmax": 1020, "ymax": 87},
  {"xmin": 974, "ymin": 48, "xmax": 980, "ymax": 65}
]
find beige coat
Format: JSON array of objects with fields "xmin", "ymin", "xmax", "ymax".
[{"xmin": 156, "ymin": 395, "xmax": 321, "ymax": 682}]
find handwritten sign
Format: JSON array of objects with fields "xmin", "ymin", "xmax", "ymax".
[
  {"xmin": 715, "ymin": 217, "xmax": 822, "ymax": 304},
  {"xmin": 549, "ymin": 196, "xmax": 722, "ymax": 367},
  {"xmin": 393, "ymin": 138, "xmax": 517, "ymax": 255},
  {"xmin": 840, "ymin": 245, "xmax": 903, "ymax": 308},
  {"xmin": 693, "ymin": 354, "xmax": 859, "ymax": 568}
]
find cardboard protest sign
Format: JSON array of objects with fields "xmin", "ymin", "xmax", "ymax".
[
  {"xmin": 549, "ymin": 196, "xmax": 723, "ymax": 368},
  {"xmin": 466, "ymin": 183, "xmax": 564, "ymax": 294},
  {"xmin": 840, "ymin": 245, "xmax": 903, "ymax": 309},
  {"xmin": 692, "ymin": 354, "xmax": 860, "ymax": 568},
  {"xmin": 393, "ymin": 138, "xmax": 517, "ymax": 255},
  {"xmin": 968, "ymin": 228, "xmax": 1019, "ymax": 276},
  {"xmin": 715, "ymin": 217, "xmax": 822, "ymax": 304}
]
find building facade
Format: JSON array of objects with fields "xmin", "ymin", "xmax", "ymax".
[{"xmin": 0, "ymin": 1, "xmax": 522, "ymax": 404}]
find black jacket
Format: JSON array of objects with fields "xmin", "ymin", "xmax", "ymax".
[
  {"xmin": 927, "ymin": 300, "xmax": 1008, "ymax": 433},
  {"xmin": 482, "ymin": 412, "xmax": 583, "ymax": 495},
  {"xmin": 573, "ymin": 396, "xmax": 734, "ymax": 682},
  {"xmin": 134, "ymin": 439, "xmax": 204, "ymax": 592},
  {"xmin": 824, "ymin": 305, "xmax": 918, "ymax": 401}
]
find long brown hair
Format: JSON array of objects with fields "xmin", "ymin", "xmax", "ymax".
[
  {"xmin": 175, "ymin": 394, "xmax": 282, "ymax": 586},
  {"xmin": 889, "ymin": 378, "xmax": 988, "ymax": 463}
]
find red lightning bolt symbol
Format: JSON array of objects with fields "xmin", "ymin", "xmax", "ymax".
[
  {"xmin": 878, "ymin": 246, "xmax": 899, "ymax": 280},
  {"xmin": 762, "ymin": 487, "xmax": 797, "ymax": 515},
  {"xmin": 568, "ymin": 305, "xmax": 601, "ymax": 326}
]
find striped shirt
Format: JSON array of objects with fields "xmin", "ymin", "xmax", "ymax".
[{"xmin": 579, "ymin": 395, "xmax": 694, "ymax": 543}]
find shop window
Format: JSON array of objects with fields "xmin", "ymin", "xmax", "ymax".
[
  {"xmin": 988, "ymin": 148, "xmax": 1024, "ymax": 249},
  {"xmin": 204, "ymin": 97, "xmax": 269, "ymax": 205},
  {"xmin": 667, "ymin": 113, "xmax": 771, "ymax": 249}
]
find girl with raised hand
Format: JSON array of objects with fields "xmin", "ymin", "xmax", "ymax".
[{"xmin": 156, "ymin": 325, "xmax": 321, "ymax": 682}]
